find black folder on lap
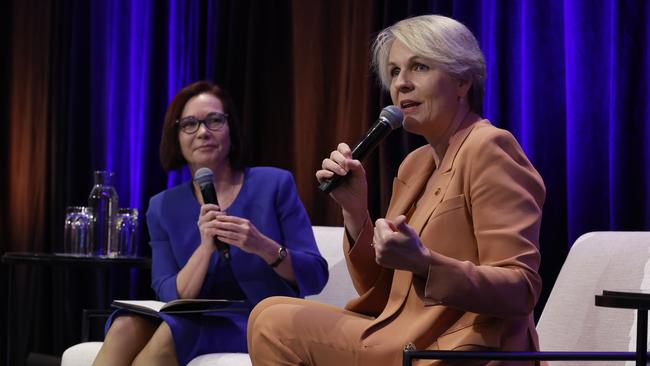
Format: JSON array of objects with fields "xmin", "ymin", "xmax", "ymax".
[{"xmin": 111, "ymin": 299, "xmax": 249, "ymax": 317}]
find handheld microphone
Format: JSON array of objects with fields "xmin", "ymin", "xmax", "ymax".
[
  {"xmin": 318, "ymin": 105, "xmax": 403, "ymax": 193},
  {"xmin": 194, "ymin": 167, "xmax": 231, "ymax": 261}
]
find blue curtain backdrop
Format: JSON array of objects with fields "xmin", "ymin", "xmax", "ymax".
[
  {"xmin": 77, "ymin": 0, "xmax": 649, "ymax": 249},
  {"xmin": 2, "ymin": 0, "xmax": 649, "ymax": 362},
  {"xmin": 445, "ymin": 0, "xmax": 650, "ymax": 243},
  {"xmin": 86, "ymin": 0, "xmax": 221, "ymax": 213}
]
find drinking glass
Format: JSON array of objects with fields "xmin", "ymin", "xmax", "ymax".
[
  {"xmin": 115, "ymin": 208, "xmax": 139, "ymax": 257},
  {"xmin": 63, "ymin": 206, "xmax": 94, "ymax": 255}
]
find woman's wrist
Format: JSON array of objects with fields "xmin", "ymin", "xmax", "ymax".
[
  {"xmin": 199, "ymin": 239, "xmax": 217, "ymax": 253},
  {"xmin": 255, "ymin": 237, "xmax": 282, "ymax": 264},
  {"xmin": 342, "ymin": 209, "xmax": 370, "ymax": 240},
  {"xmin": 414, "ymin": 248, "xmax": 433, "ymax": 279}
]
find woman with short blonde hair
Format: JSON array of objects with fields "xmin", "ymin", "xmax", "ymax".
[{"xmin": 248, "ymin": 15, "xmax": 544, "ymax": 366}]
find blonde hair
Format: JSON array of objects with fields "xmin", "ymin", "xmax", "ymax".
[{"xmin": 372, "ymin": 15, "xmax": 486, "ymax": 114}]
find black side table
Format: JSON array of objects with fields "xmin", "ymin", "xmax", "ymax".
[
  {"xmin": 595, "ymin": 289, "xmax": 650, "ymax": 366},
  {"xmin": 1, "ymin": 252, "xmax": 151, "ymax": 366}
]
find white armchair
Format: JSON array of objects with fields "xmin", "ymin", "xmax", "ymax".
[
  {"xmin": 402, "ymin": 231, "xmax": 650, "ymax": 365},
  {"xmin": 537, "ymin": 231, "xmax": 650, "ymax": 365},
  {"xmin": 61, "ymin": 226, "xmax": 353, "ymax": 366}
]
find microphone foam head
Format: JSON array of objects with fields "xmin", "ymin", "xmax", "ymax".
[
  {"xmin": 379, "ymin": 105, "xmax": 404, "ymax": 129},
  {"xmin": 194, "ymin": 167, "xmax": 214, "ymax": 185}
]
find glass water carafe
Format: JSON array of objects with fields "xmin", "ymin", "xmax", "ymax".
[{"xmin": 88, "ymin": 170, "xmax": 119, "ymax": 256}]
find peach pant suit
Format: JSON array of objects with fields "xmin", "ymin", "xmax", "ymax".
[{"xmin": 248, "ymin": 119, "xmax": 546, "ymax": 366}]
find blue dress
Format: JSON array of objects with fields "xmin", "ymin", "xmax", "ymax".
[{"xmin": 107, "ymin": 167, "xmax": 328, "ymax": 365}]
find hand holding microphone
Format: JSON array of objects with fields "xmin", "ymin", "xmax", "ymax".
[
  {"xmin": 316, "ymin": 106, "xmax": 403, "ymax": 239},
  {"xmin": 317, "ymin": 105, "xmax": 403, "ymax": 194},
  {"xmin": 194, "ymin": 167, "xmax": 231, "ymax": 261}
]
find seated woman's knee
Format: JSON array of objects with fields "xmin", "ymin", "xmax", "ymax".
[
  {"xmin": 251, "ymin": 301, "xmax": 297, "ymax": 341},
  {"xmin": 249, "ymin": 296, "xmax": 299, "ymax": 332},
  {"xmin": 108, "ymin": 314, "xmax": 157, "ymax": 339}
]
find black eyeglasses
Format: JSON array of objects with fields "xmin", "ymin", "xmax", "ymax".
[{"xmin": 176, "ymin": 112, "xmax": 229, "ymax": 134}]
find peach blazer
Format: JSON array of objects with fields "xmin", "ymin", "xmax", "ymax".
[{"xmin": 344, "ymin": 119, "xmax": 546, "ymax": 365}]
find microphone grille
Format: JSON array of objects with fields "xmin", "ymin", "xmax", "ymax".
[
  {"xmin": 194, "ymin": 167, "xmax": 214, "ymax": 185},
  {"xmin": 379, "ymin": 105, "xmax": 404, "ymax": 130}
]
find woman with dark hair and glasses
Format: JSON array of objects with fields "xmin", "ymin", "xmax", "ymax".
[{"xmin": 92, "ymin": 80, "xmax": 328, "ymax": 366}]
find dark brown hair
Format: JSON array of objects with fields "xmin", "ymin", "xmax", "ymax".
[{"xmin": 159, "ymin": 81, "xmax": 247, "ymax": 172}]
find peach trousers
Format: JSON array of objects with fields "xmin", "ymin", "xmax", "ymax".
[{"xmin": 247, "ymin": 296, "xmax": 406, "ymax": 366}]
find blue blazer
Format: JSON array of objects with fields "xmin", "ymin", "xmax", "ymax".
[{"xmin": 147, "ymin": 166, "xmax": 328, "ymax": 305}]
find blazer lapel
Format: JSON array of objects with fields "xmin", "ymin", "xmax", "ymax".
[
  {"xmin": 385, "ymin": 148, "xmax": 436, "ymax": 220},
  {"xmin": 366, "ymin": 150, "xmax": 435, "ymax": 332},
  {"xmin": 364, "ymin": 120, "xmax": 483, "ymax": 336},
  {"xmin": 438, "ymin": 117, "xmax": 479, "ymax": 174},
  {"xmin": 410, "ymin": 119, "xmax": 480, "ymax": 233}
]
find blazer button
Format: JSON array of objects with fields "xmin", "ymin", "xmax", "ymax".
[{"xmin": 434, "ymin": 188, "xmax": 441, "ymax": 195}]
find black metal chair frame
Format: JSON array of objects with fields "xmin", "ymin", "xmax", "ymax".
[
  {"xmin": 404, "ymin": 291, "xmax": 649, "ymax": 366},
  {"xmin": 403, "ymin": 350, "xmax": 641, "ymax": 365}
]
